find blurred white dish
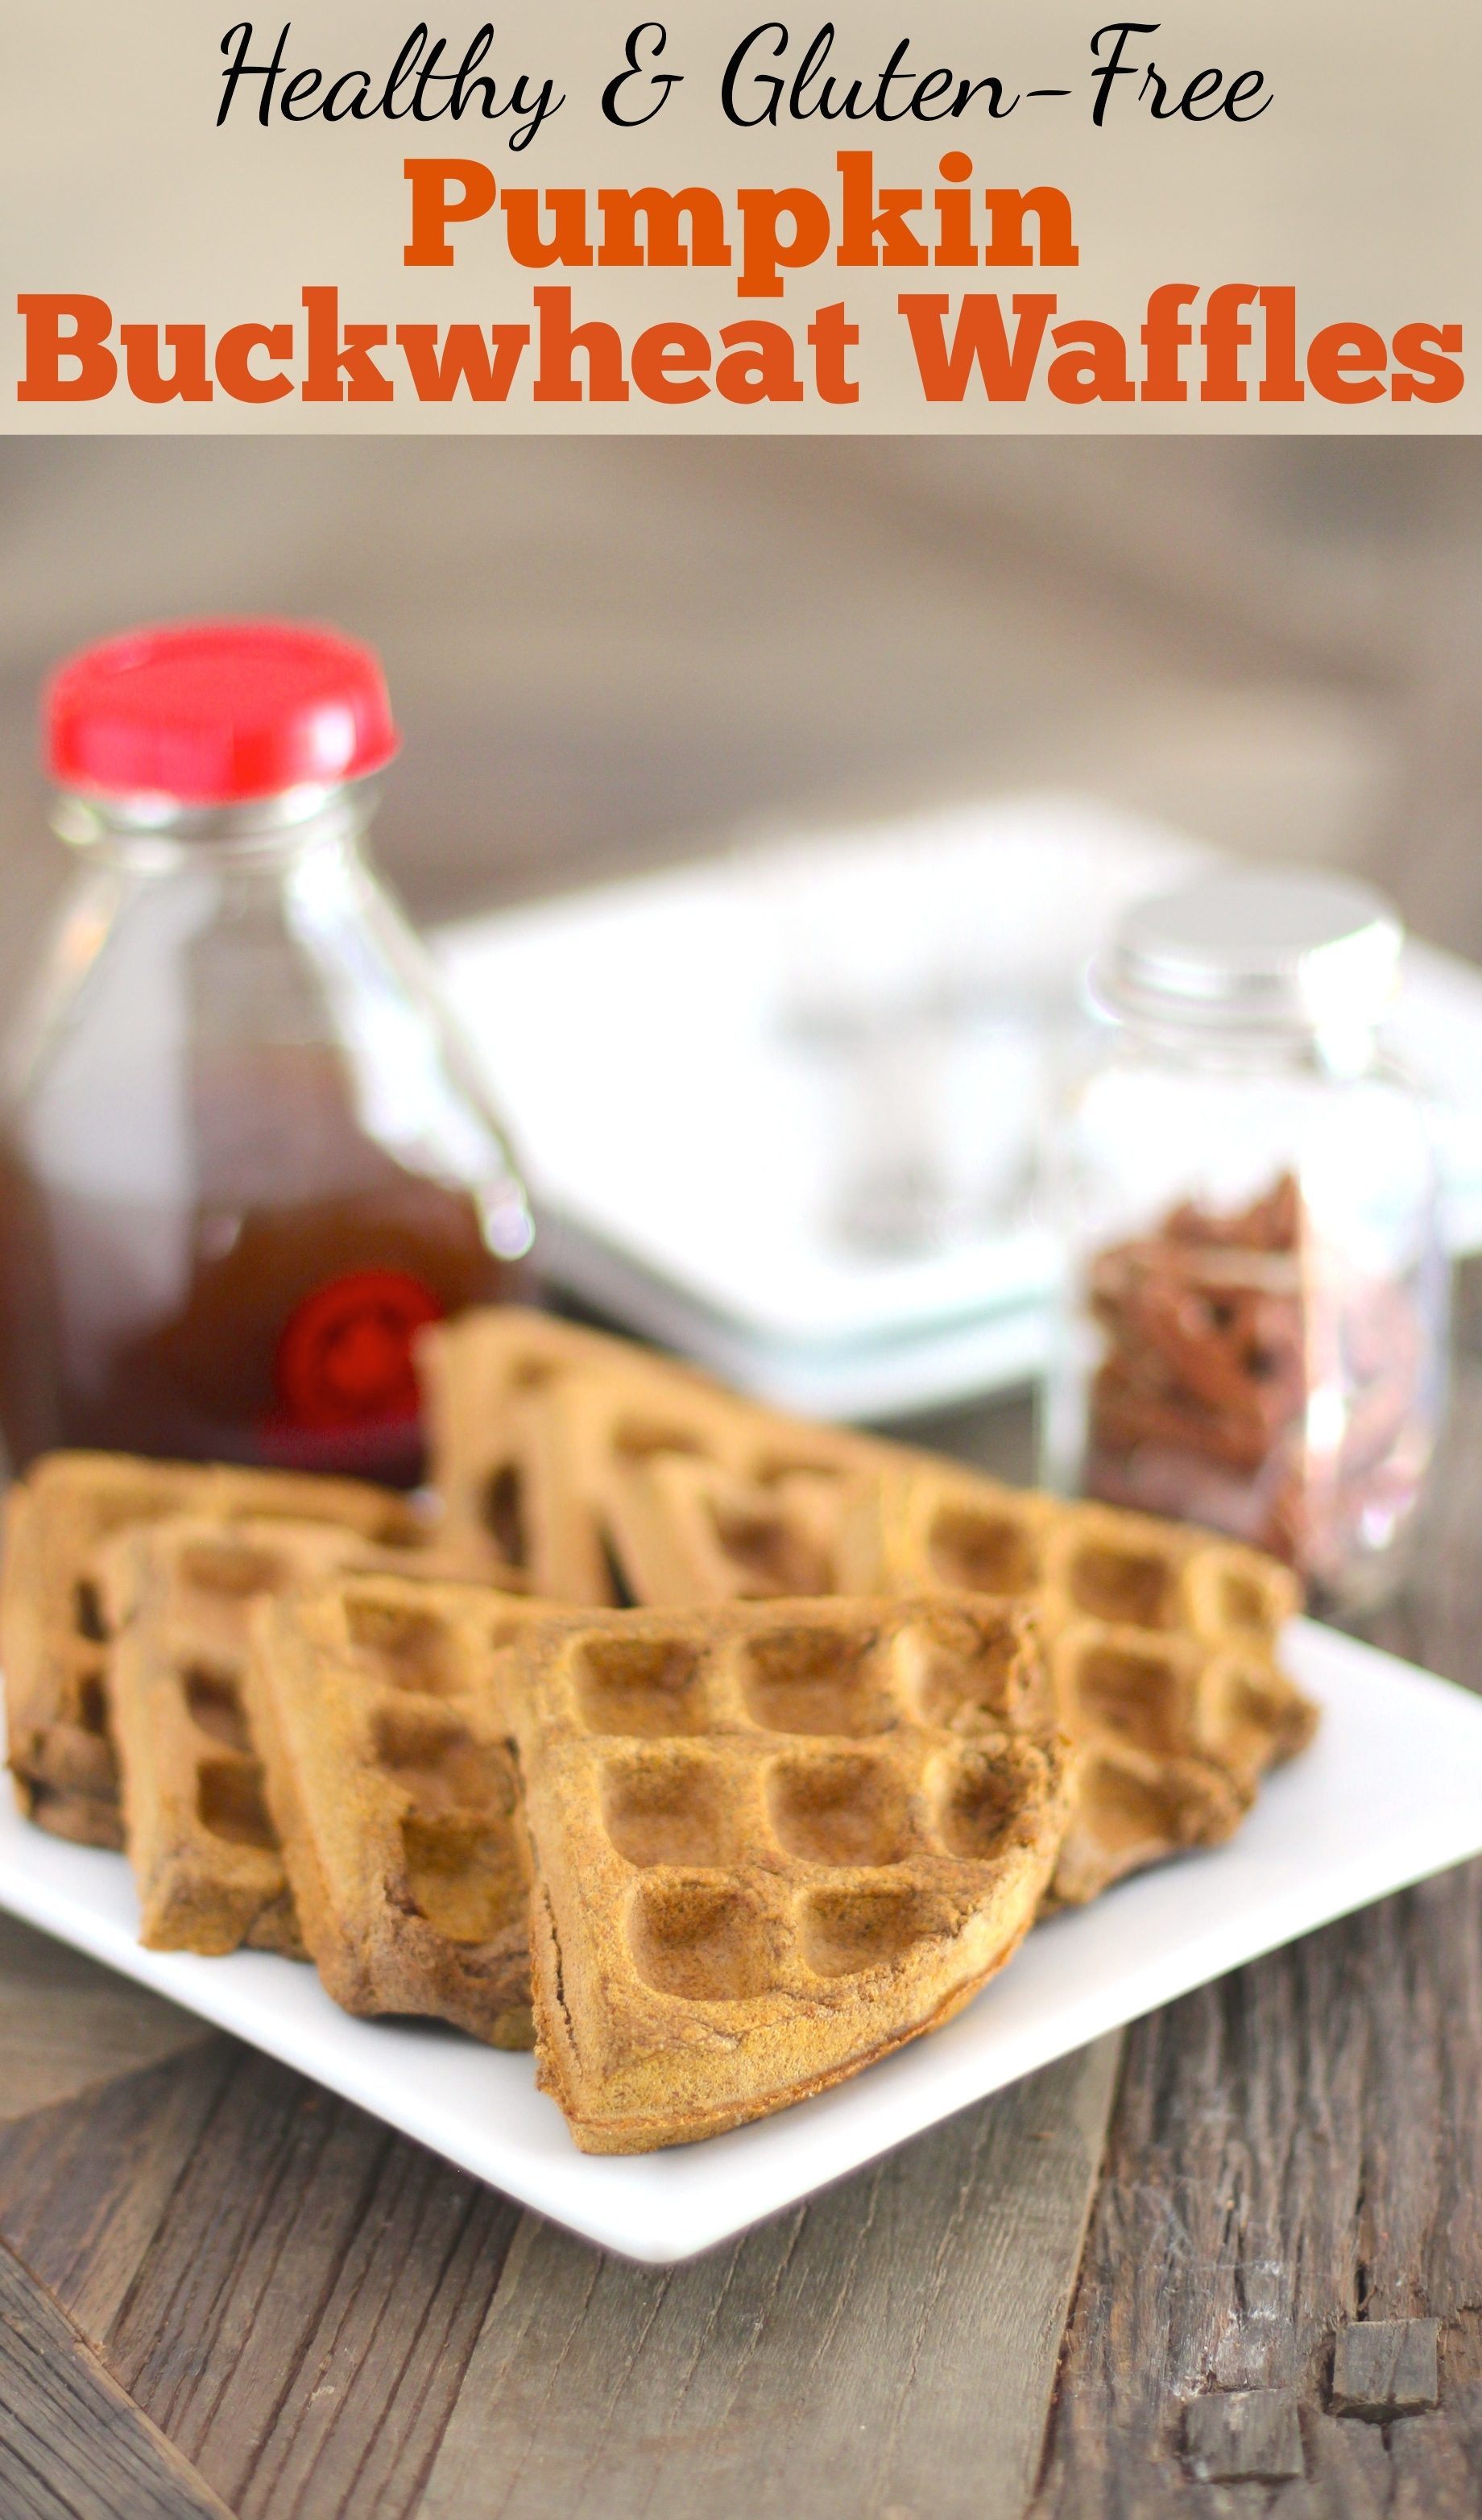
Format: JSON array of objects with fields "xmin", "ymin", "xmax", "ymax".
[{"xmin": 436, "ymin": 795, "xmax": 1482, "ymax": 1415}]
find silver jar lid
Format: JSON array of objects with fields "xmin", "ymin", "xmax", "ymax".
[{"xmin": 1090, "ymin": 868, "xmax": 1404, "ymax": 1036}]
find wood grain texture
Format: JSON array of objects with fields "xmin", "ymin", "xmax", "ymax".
[
  {"xmin": 1033, "ymin": 1308, "xmax": 1482, "ymax": 2520},
  {"xmin": 419, "ymin": 2036, "xmax": 1119, "ymax": 2520},
  {"xmin": 101, "ymin": 2045, "xmax": 524, "ymax": 2520},
  {"xmin": 1183, "ymin": 2390, "xmax": 1305, "ymax": 2484},
  {"xmin": 0, "ymin": 1909, "xmax": 210, "ymax": 2124},
  {"xmin": 1331, "ymin": 2318, "xmax": 1439, "ymax": 2419},
  {"xmin": 0, "ymin": 2232, "xmax": 236, "ymax": 2520},
  {"xmin": 0, "ymin": 2037, "xmax": 237, "ymax": 2346}
]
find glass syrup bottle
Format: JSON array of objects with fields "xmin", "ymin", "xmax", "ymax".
[{"xmin": 0, "ymin": 617, "xmax": 534, "ymax": 1484}]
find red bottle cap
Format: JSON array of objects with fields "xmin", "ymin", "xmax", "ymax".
[{"xmin": 45, "ymin": 618, "xmax": 399, "ymax": 806}]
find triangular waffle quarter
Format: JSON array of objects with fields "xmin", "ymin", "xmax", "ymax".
[{"xmin": 507, "ymin": 1591, "xmax": 1073, "ymax": 2152}]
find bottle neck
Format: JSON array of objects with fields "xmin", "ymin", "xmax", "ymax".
[{"xmin": 49, "ymin": 776, "xmax": 380, "ymax": 873}]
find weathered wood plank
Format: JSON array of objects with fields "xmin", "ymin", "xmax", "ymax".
[
  {"xmin": 418, "ymin": 2035, "xmax": 1119, "ymax": 2520},
  {"xmin": 0, "ymin": 2232, "xmax": 236, "ymax": 2520},
  {"xmin": 1034, "ymin": 1883, "xmax": 1482, "ymax": 2518},
  {"xmin": 0, "ymin": 1909, "xmax": 209, "ymax": 2124},
  {"xmin": 1183, "ymin": 2389, "xmax": 1304, "ymax": 2483},
  {"xmin": 1331, "ymin": 2317, "xmax": 1439, "ymax": 2419},
  {"xmin": 103, "ymin": 2045, "xmax": 523, "ymax": 2520},
  {"xmin": 228, "ymin": 2117, "xmax": 524, "ymax": 2520},
  {"xmin": 0, "ymin": 2037, "xmax": 237, "ymax": 2346},
  {"xmin": 1033, "ymin": 1317, "xmax": 1482, "ymax": 2519}
]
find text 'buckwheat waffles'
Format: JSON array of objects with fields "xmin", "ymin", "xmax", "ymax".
[
  {"xmin": 507, "ymin": 1591, "xmax": 1073, "ymax": 2151},
  {"xmin": 0, "ymin": 1452, "xmax": 425, "ymax": 1849},
  {"xmin": 837, "ymin": 1461, "xmax": 1314, "ymax": 1904},
  {"xmin": 247, "ymin": 1573, "xmax": 548, "ymax": 2047}
]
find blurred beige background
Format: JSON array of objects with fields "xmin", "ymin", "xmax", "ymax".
[{"xmin": 1, "ymin": 437, "xmax": 1480, "ymax": 985}]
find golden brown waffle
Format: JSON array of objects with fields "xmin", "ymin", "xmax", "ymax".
[
  {"xmin": 246, "ymin": 1573, "xmax": 549, "ymax": 2046},
  {"xmin": 1, "ymin": 1453, "xmax": 426, "ymax": 1847},
  {"xmin": 837, "ymin": 1463, "xmax": 1315, "ymax": 1905},
  {"xmin": 598, "ymin": 1451, "xmax": 855, "ymax": 1606},
  {"xmin": 96, "ymin": 1515, "xmax": 414, "ymax": 1956},
  {"xmin": 507, "ymin": 1591, "xmax": 1073, "ymax": 2152},
  {"xmin": 419, "ymin": 1307, "xmax": 903, "ymax": 1605}
]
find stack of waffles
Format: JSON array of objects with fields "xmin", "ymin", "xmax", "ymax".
[{"xmin": 0, "ymin": 1310, "xmax": 1317, "ymax": 2153}]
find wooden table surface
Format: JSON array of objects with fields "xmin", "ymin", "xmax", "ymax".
[{"xmin": 2, "ymin": 1276, "xmax": 1480, "ymax": 2520}]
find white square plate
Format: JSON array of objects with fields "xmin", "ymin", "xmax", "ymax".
[{"xmin": 3, "ymin": 1619, "xmax": 1480, "ymax": 2265}]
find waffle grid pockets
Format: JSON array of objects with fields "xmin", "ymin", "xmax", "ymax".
[
  {"xmin": 505, "ymin": 1590, "xmax": 1073, "ymax": 2151},
  {"xmin": 835, "ymin": 1465, "xmax": 1316, "ymax": 1905},
  {"xmin": 0, "ymin": 1452, "xmax": 425, "ymax": 1847},
  {"xmin": 418, "ymin": 1308, "xmax": 912, "ymax": 1606},
  {"xmin": 96, "ymin": 1515, "xmax": 411, "ymax": 1956},
  {"xmin": 420, "ymin": 1309, "xmax": 1316, "ymax": 1916},
  {"xmin": 0, "ymin": 1312, "xmax": 1321, "ymax": 2156},
  {"xmin": 246, "ymin": 1574, "xmax": 550, "ymax": 2047}
]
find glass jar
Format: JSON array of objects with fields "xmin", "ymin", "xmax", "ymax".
[
  {"xmin": 1041, "ymin": 869, "xmax": 1448, "ymax": 1613},
  {"xmin": 0, "ymin": 618, "xmax": 534, "ymax": 1483}
]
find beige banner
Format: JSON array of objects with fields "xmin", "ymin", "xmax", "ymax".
[{"xmin": 3, "ymin": 0, "xmax": 1476, "ymax": 431}]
